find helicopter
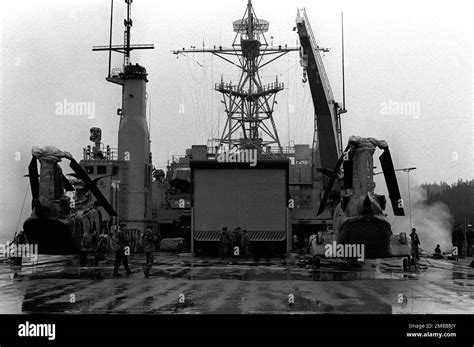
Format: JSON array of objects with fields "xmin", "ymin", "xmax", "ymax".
[
  {"xmin": 309, "ymin": 136, "xmax": 412, "ymax": 267},
  {"xmin": 22, "ymin": 146, "xmax": 116, "ymax": 254}
]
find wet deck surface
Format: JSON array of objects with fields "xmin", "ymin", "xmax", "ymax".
[{"xmin": 0, "ymin": 253, "xmax": 473, "ymax": 314}]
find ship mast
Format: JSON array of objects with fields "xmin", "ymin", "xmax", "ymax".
[
  {"xmin": 92, "ymin": 0, "xmax": 154, "ymax": 74},
  {"xmin": 91, "ymin": 0, "xmax": 155, "ymax": 230},
  {"xmin": 173, "ymin": 0, "xmax": 299, "ymax": 157}
]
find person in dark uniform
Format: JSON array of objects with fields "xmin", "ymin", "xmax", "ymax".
[
  {"xmin": 12, "ymin": 230, "xmax": 27, "ymax": 266},
  {"xmin": 112, "ymin": 223, "xmax": 132, "ymax": 277},
  {"xmin": 409, "ymin": 228, "xmax": 421, "ymax": 260},
  {"xmin": 433, "ymin": 244, "xmax": 443, "ymax": 259},
  {"xmin": 80, "ymin": 230, "xmax": 93, "ymax": 266},
  {"xmin": 234, "ymin": 227, "xmax": 242, "ymax": 257},
  {"xmin": 94, "ymin": 232, "xmax": 108, "ymax": 266},
  {"xmin": 466, "ymin": 225, "xmax": 473, "ymax": 257},
  {"xmin": 241, "ymin": 229, "xmax": 250, "ymax": 258},
  {"xmin": 228, "ymin": 228, "xmax": 236, "ymax": 256},
  {"xmin": 219, "ymin": 227, "xmax": 230, "ymax": 258},
  {"xmin": 143, "ymin": 226, "xmax": 155, "ymax": 277},
  {"xmin": 452, "ymin": 224, "xmax": 464, "ymax": 257}
]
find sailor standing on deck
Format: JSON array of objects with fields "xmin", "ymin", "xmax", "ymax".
[
  {"xmin": 80, "ymin": 230, "xmax": 93, "ymax": 266},
  {"xmin": 12, "ymin": 230, "xmax": 27, "ymax": 266},
  {"xmin": 409, "ymin": 228, "xmax": 421, "ymax": 260},
  {"xmin": 241, "ymin": 229, "xmax": 250, "ymax": 258},
  {"xmin": 228, "ymin": 228, "xmax": 236, "ymax": 255},
  {"xmin": 466, "ymin": 225, "xmax": 473, "ymax": 257},
  {"xmin": 112, "ymin": 223, "xmax": 133, "ymax": 277},
  {"xmin": 433, "ymin": 244, "xmax": 443, "ymax": 259},
  {"xmin": 94, "ymin": 232, "xmax": 108, "ymax": 266},
  {"xmin": 452, "ymin": 224, "xmax": 464, "ymax": 257},
  {"xmin": 234, "ymin": 227, "xmax": 242, "ymax": 257},
  {"xmin": 143, "ymin": 226, "xmax": 155, "ymax": 277},
  {"xmin": 219, "ymin": 227, "xmax": 230, "ymax": 258}
]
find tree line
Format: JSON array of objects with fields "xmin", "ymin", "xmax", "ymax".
[{"xmin": 421, "ymin": 179, "xmax": 474, "ymax": 225}]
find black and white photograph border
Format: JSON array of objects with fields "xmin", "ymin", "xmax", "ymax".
[{"xmin": 0, "ymin": 0, "xmax": 473, "ymax": 342}]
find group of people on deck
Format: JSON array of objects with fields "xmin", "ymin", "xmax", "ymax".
[
  {"xmin": 10, "ymin": 221, "xmax": 473, "ymax": 275},
  {"xmin": 409, "ymin": 223, "xmax": 474, "ymax": 261},
  {"xmin": 218, "ymin": 227, "xmax": 250, "ymax": 258},
  {"xmin": 79, "ymin": 222, "xmax": 161, "ymax": 278}
]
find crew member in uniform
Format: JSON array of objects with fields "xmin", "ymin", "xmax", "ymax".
[
  {"xmin": 219, "ymin": 227, "xmax": 230, "ymax": 258},
  {"xmin": 241, "ymin": 229, "xmax": 250, "ymax": 258},
  {"xmin": 80, "ymin": 230, "xmax": 93, "ymax": 266},
  {"xmin": 112, "ymin": 223, "xmax": 133, "ymax": 277},
  {"xmin": 433, "ymin": 244, "xmax": 443, "ymax": 259},
  {"xmin": 12, "ymin": 230, "xmax": 27, "ymax": 266},
  {"xmin": 94, "ymin": 232, "xmax": 108, "ymax": 266},
  {"xmin": 409, "ymin": 228, "xmax": 421, "ymax": 260},
  {"xmin": 452, "ymin": 224, "xmax": 464, "ymax": 257},
  {"xmin": 229, "ymin": 228, "xmax": 236, "ymax": 256},
  {"xmin": 234, "ymin": 227, "xmax": 242, "ymax": 257},
  {"xmin": 143, "ymin": 226, "xmax": 155, "ymax": 277},
  {"xmin": 466, "ymin": 225, "xmax": 473, "ymax": 257}
]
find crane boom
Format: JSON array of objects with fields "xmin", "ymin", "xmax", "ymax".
[{"xmin": 296, "ymin": 9, "xmax": 343, "ymax": 175}]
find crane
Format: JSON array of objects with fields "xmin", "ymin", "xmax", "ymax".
[{"xmin": 296, "ymin": 9, "xmax": 345, "ymax": 189}]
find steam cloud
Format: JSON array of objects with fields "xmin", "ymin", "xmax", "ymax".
[{"xmin": 392, "ymin": 186, "xmax": 453, "ymax": 254}]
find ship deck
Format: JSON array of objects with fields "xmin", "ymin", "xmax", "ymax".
[{"xmin": 0, "ymin": 253, "xmax": 472, "ymax": 314}]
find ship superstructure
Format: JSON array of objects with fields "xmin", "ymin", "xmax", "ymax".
[
  {"xmin": 22, "ymin": 1, "xmax": 407, "ymax": 258},
  {"xmin": 86, "ymin": 0, "xmax": 155, "ymax": 234},
  {"xmin": 164, "ymin": 1, "xmax": 347, "ymax": 254}
]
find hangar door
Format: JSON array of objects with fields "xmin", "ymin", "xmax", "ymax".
[{"xmin": 193, "ymin": 167, "xmax": 287, "ymax": 234}]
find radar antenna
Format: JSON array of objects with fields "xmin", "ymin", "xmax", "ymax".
[
  {"xmin": 92, "ymin": 0, "xmax": 154, "ymax": 76},
  {"xmin": 173, "ymin": 0, "xmax": 299, "ymax": 156}
]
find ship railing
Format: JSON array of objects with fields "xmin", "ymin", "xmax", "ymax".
[
  {"xmin": 268, "ymin": 145, "xmax": 295, "ymax": 155},
  {"xmin": 82, "ymin": 145, "xmax": 118, "ymax": 161},
  {"xmin": 214, "ymin": 82, "xmax": 284, "ymax": 95},
  {"xmin": 111, "ymin": 68, "xmax": 123, "ymax": 77},
  {"xmin": 168, "ymin": 145, "xmax": 296, "ymax": 161},
  {"xmin": 208, "ymin": 145, "xmax": 295, "ymax": 156},
  {"xmin": 206, "ymin": 146, "xmax": 218, "ymax": 156},
  {"xmin": 171, "ymin": 155, "xmax": 186, "ymax": 164}
]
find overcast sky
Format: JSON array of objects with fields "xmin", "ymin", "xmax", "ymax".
[{"xmin": 0, "ymin": 0, "xmax": 472, "ymax": 241}]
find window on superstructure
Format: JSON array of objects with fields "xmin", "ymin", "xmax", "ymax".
[{"xmin": 97, "ymin": 166, "xmax": 107, "ymax": 174}]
